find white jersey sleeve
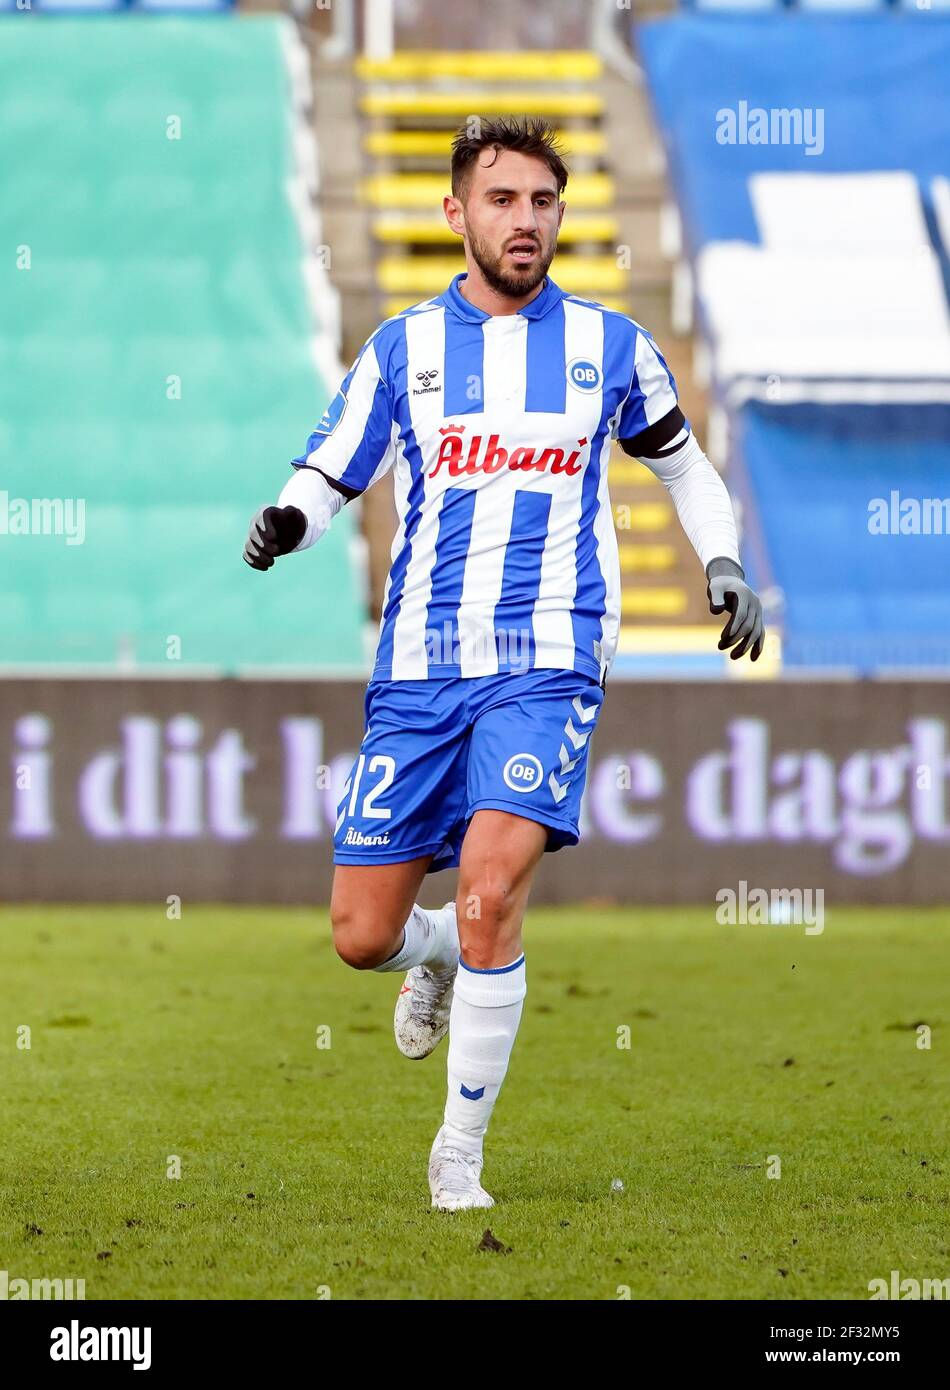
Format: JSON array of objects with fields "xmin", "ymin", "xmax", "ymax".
[
  {"xmin": 637, "ymin": 433, "xmax": 741, "ymax": 570},
  {"xmin": 277, "ymin": 467, "xmax": 345, "ymax": 552},
  {"xmin": 613, "ymin": 325, "xmax": 740, "ymax": 570}
]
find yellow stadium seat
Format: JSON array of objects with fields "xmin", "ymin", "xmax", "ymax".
[
  {"xmin": 360, "ymin": 91, "xmax": 604, "ymax": 119},
  {"xmin": 613, "ymin": 502, "xmax": 673, "ymax": 531},
  {"xmin": 620, "ymin": 589, "xmax": 688, "ymax": 618},
  {"xmin": 618, "ymin": 626, "xmax": 719, "ymax": 653},
  {"xmin": 364, "ymin": 129, "xmax": 606, "ymax": 159},
  {"xmin": 372, "ymin": 214, "xmax": 618, "ymax": 244},
  {"xmin": 618, "ymin": 545, "xmax": 677, "ymax": 573},
  {"xmin": 609, "ymin": 458, "xmax": 658, "ymax": 486},
  {"xmin": 362, "ymin": 172, "xmax": 613, "ymax": 208},
  {"xmin": 725, "ymin": 630, "xmax": 782, "ymax": 678},
  {"xmin": 376, "ymin": 254, "xmax": 627, "ymax": 294},
  {"xmin": 356, "ymin": 51, "xmax": 602, "ymax": 81}
]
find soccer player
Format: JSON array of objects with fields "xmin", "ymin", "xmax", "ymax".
[{"xmin": 244, "ymin": 117, "xmax": 764, "ymax": 1211}]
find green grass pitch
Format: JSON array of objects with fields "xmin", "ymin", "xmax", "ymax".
[{"xmin": 1, "ymin": 904, "xmax": 947, "ymax": 1300}]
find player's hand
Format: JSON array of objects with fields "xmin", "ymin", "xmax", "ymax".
[
  {"xmin": 706, "ymin": 557, "xmax": 765, "ymax": 661},
  {"xmin": 243, "ymin": 505, "xmax": 307, "ymax": 571}
]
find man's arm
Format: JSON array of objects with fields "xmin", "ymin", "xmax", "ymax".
[
  {"xmin": 243, "ymin": 469, "xmax": 348, "ymax": 571},
  {"xmin": 243, "ymin": 333, "xmax": 396, "ymax": 571},
  {"xmin": 619, "ymin": 404, "xmax": 765, "ymax": 662}
]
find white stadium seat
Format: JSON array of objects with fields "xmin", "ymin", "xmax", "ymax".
[
  {"xmin": 797, "ymin": 0, "xmax": 884, "ymax": 10},
  {"xmin": 932, "ymin": 177, "xmax": 950, "ymax": 258},
  {"xmin": 691, "ymin": 0, "xmax": 782, "ymax": 9},
  {"xmin": 696, "ymin": 241, "xmax": 950, "ymax": 383},
  {"xmin": 750, "ymin": 171, "xmax": 932, "ymax": 253},
  {"xmin": 31, "ymin": 0, "xmax": 125, "ymax": 8}
]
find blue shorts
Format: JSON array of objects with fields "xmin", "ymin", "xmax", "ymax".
[{"xmin": 333, "ymin": 669, "xmax": 605, "ymax": 872}]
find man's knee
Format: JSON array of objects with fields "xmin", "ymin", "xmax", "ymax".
[
  {"xmin": 331, "ymin": 902, "xmax": 397, "ymax": 970},
  {"xmin": 455, "ymin": 880, "xmax": 520, "ymax": 968}
]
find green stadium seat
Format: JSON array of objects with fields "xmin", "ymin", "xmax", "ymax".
[{"xmin": 0, "ymin": 17, "xmax": 363, "ymax": 670}]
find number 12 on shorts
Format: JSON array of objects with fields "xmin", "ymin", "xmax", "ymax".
[{"xmin": 336, "ymin": 754, "xmax": 396, "ymax": 830}]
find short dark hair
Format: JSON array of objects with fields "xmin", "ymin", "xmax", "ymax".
[{"xmin": 450, "ymin": 116, "xmax": 569, "ymax": 200}]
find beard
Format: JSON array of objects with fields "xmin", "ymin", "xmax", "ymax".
[{"xmin": 467, "ymin": 227, "xmax": 557, "ymax": 299}]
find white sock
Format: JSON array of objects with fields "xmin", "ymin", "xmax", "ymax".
[
  {"xmin": 372, "ymin": 903, "xmax": 459, "ymax": 974},
  {"xmin": 442, "ymin": 953, "xmax": 526, "ymax": 1156}
]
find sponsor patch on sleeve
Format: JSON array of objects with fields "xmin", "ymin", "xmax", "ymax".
[{"xmin": 312, "ymin": 389, "xmax": 348, "ymax": 437}]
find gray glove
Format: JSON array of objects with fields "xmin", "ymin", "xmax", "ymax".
[{"xmin": 706, "ymin": 557, "xmax": 765, "ymax": 662}]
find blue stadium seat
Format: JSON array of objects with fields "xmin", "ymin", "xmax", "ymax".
[
  {"xmin": 738, "ymin": 404, "xmax": 950, "ymax": 670},
  {"xmin": 639, "ymin": 13, "xmax": 950, "ymax": 671}
]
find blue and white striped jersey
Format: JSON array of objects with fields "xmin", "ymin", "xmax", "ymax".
[{"xmin": 292, "ymin": 274, "xmax": 681, "ymax": 683}]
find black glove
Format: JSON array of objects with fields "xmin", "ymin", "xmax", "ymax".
[
  {"xmin": 243, "ymin": 505, "xmax": 307, "ymax": 572},
  {"xmin": 706, "ymin": 556, "xmax": 765, "ymax": 662}
]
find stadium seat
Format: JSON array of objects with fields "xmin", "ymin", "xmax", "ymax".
[
  {"xmin": 0, "ymin": 17, "xmax": 364, "ymax": 669},
  {"xmin": 639, "ymin": 12, "xmax": 950, "ymax": 672},
  {"xmin": 739, "ymin": 402, "xmax": 950, "ymax": 670},
  {"xmin": 749, "ymin": 171, "xmax": 932, "ymax": 252},
  {"xmin": 797, "ymin": 0, "xmax": 883, "ymax": 9},
  {"xmin": 932, "ymin": 176, "xmax": 950, "ymax": 257},
  {"xmin": 134, "ymin": 0, "xmax": 234, "ymax": 8},
  {"xmin": 621, "ymin": 589, "xmax": 688, "ymax": 618},
  {"xmin": 607, "ymin": 460, "xmax": 660, "ymax": 488},
  {"xmin": 356, "ymin": 51, "xmax": 601, "ymax": 81},
  {"xmin": 689, "ymin": 0, "xmax": 785, "ymax": 9},
  {"xmin": 377, "ymin": 255, "xmax": 628, "ymax": 296},
  {"xmin": 371, "ymin": 213, "xmax": 618, "ymax": 245},
  {"xmin": 362, "ymin": 172, "xmax": 614, "ymax": 209},
  {"xmin": 696, "ymin": 242, "xmax": 950, "ymax": 383},
  {"xmin": 360, "ymin": 91, "xmax": 604, "ymax": 118},
  {"xmin": 638, "ymin": 15, "xmax": 950, "ymax": 247},
  {"xmin": 363, "ymin": 129, "xmax": 606, "ymax": 159},
  {"xmin": 618, "ymin": 545, "xmax": 677, "ymax": 573},
  {"xmin": 32, "ymin": 0, "xmax": 125, "ymax": 9}
]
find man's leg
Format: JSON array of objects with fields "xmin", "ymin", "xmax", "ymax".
[
  {"xmin": 329, "ymin": 675, "xmax": 471, "ymax": 1049},
  {"xmin": 331, "ymin": 859, "xmax": 437, "ymax": 969},
  {"xmin": 330, "ymin": 860, "xmax": 462, "ymax": 1057},
  {"xmin": 428, "ymin": 809, "xmax": 547, "ymax": 1211},
  {"xmin": 427, "ymin": 670, "xmax": 605, "ymax": 1210}
]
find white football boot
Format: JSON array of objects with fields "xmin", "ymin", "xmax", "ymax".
[
  {"xmin": 428, "ymin": 1126, "xmax": 494, "ymax": 1211},
  {"xmin": 393, "ymin": 905, "xmax": 458, "ymax": 1059}
]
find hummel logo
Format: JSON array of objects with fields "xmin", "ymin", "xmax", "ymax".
[
  {"xmin": 572, "ymin": 695, "xmax": 599, "ymax": 724},
  {"xmin": 413, "ymin": 369, "xmax": 440, "ymax": 394},
  {"xmin": 460, "ymin": 1083, "xmax": 485, "ymax": 1101},
  {"xmin": 550, "ymin": 696, "xmax": 600, "ymax": 803}
]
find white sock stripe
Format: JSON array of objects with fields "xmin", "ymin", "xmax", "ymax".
[{"xmin": 454, "ymin": 957, "xmax": 526, "ymax": 1008}]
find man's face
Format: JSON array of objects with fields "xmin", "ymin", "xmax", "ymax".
[{"xmin": 446, "ymin": 148, "xmax": 564, "ymax": 298}]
